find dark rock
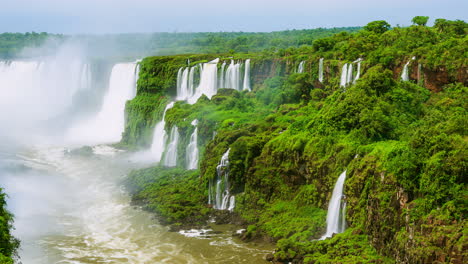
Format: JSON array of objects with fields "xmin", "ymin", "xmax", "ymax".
[{"xmin": 265, "ymin": 253, "xmax": 274, "ymax": 261}]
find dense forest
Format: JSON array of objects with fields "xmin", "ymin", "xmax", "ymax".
[
  {"xmin": 0, "ymin": 27, "xmax": 359, "ymax": 59},
  {"xmin": 122, "ymin": 17, "xmax": 467, "ymax": 263}
]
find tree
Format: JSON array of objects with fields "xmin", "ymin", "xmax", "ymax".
[
  {"xmin": 363, "ymin": 20, "xmax": 391, "ymax": 34},
  {"xmin": 412, "ymin": 16, "xmax": 429, "ymax": 26}
]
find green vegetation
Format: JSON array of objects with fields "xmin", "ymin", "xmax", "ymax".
[
  {"xmin": 0, "ymin": 189, "xmax": 19, "ymax": 264},
  {"xmin": 122, "ymin": 18, "xmax": 466, "ymax": 263},
  {"xmin": 0, "ymin": 32, "xmax": 63, "ymax": 58},
  {"xmin": 412, "ymin": 16, "xmax": 430, "ymax": 26},
  {"xmin": 1, "ymin": 27, "xmax": 359, "ymax": 59}
]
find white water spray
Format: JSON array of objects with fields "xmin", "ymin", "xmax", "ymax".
[
  {"xmin": 163, "ymin": 126, "xmax": 179, "ymax": 167},
  {"xmin": 321, "ymin": 170, "xmax": 347, "ymax": 239},
  {"xmin": 297, "ymin": 61, "xmax": 305, "ymax": 73},
  {"xmin": 243, "ymin": 59, "xmax": 251, "ymax": 91},
  {"xmin": 209, "ymin": 149, "xmax": 235, "ymax": 211},
  {"xmin": 340, "ymin": 63, "xmax": 349, "ymax": 87},
  {"xmin": 150, "ymin": 102, "xmax": 175, "ymax": 162},
  {"xmin": 318, "ymin": 58, "xmax": 324, "ymax": 83},
  {"xmin": 186, "ymin": 120, "xmax": 199, "ymax": 170},
  {"xmin": 67, "ymin": 62, "xmax": 138, "ymax": 144},
  {"xmin": 401, "ymin": 57, "xmax": 415, "ymax": 82}
]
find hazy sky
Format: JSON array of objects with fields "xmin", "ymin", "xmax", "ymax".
[{"xmin": 1, "ymin": 0, "xmax": 467, "ymax": 34}]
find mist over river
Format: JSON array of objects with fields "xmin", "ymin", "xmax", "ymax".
[
  {"xmin": 0, "ymin": 48, "xmax": 271, "ymax": 263},
  {"xmin": 0, "ymin": 145, "xmax": 271, "ymax": 263}
]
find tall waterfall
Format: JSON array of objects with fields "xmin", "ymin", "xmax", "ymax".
[
  {"xmin": 340, "ymin": 59, "xmax": 363, "ymax": 88},
  {"xmin": 151, "ymin": 102, "xmax": 175, "ymax": 162},
  {"xmin": 188, "ymin": 66, "xmax": 196, "ymax": 97},
  {"xmin": 163, "ymin": 126, "xmax": 179, "ymax": 167},
  {"xmin": 318, "ymin": 58, "xmax": 324, "ymax": 83},
  {"xmin": 321, "ymin": 170, "xmax": 347, "ymax": 239},
  {"xmin": 219, "ymin": 62, "xmax": 226, "ymax": 88},
  {"xmin": 177, "ymin": 68, "xmax": 190, "ymax": 100},
  {"xmin": 67, "ymin": 62, "xmax": 138, "ymax": 144},
  {"xmin": 224, "ymin": 60, "xmax": 242, "ymax": 91},
  {"xmin": 297, "ymin": 61, "xmax": 305, "ymax": 73},
  {"xmin": 340, "ymin": 63, "xmax": 349, "ymax": 87},
  {"xmin": 243, "ymin": 59, "xmax": 251, "ymax": 91},
  {"xmin": 346, "ymin": 63, "xmax": 353, "ymax": 84},
  {"xmin": 401, "ymin": 62, "xmax": 410, "ymax": 81},
  {"xmin": 185, "ymin": 58, "xmax": 219, "ymax": 104},
  {"xmin": 353, "ymin": 58, "xmax": 362, "ymax": 84},
  {"xmin": 186, "ymin": 120, "xmax": 199, "ymax": 170},
  {"xmin": 209, "ymin": 149, "xmax": 235, "ymax": 211},
  {"xmin": 401, "ymin": 57, "xmax": 415, "ymax": 82},
  {"xmin": 0, "ymin": 60, "xmax": 92, "ymax": 123}
]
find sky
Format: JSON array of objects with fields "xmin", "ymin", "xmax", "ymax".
[{"xmin": 1, "ymin": 0, "xmax": 467, "ymax": 34}]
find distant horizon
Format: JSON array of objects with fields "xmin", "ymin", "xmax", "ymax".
[
  {"xmin": 1, "ymin": 0, "xmax": 466, "ymax": 34},
  {"xmin": 1, "ymin": 26, "xmax": 364, "ymax": 35}
]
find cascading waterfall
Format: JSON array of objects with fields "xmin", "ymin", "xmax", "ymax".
[
  {"xmin": 340, "ymin": 59, "xmax": 363, "ymax": 87},
  {"xmin": 353, "ymin": 58, "xmax": 362, "ymax": 83},
  {"xmin": 401, "ymin": 56, "xmax": 415, "ymax": 82},
  {"xmin": 188, "ymin": 66, "xmax": 196, "ymax": 97},
  {"xmin": 163, "ymin": 126, "xmax": 179, "ymax": 167},
  {"xmin": 340, "ymin": 63, "xmax": 349, "ymax": 87},
  {"xmin": 243, "ymin": 59, "xmax": 251, "ymax": 91},
  {"xmin": 187, "ymin": 58, "xmax": 219, "ymax": 104},
  {"xmin": 176, "ymin": 68, "xmax": 183, "ymax": 94},
  {"xmin": 219, "ymin": 62, "xmax": 226, "ymax": 88},
  {"xmin": 321, "ymin": 170, "xmax": 347, "ymax": 239},
  {"xmin": 346, "ymin": 63, "xmax": 353, "ymax": 84},
  {"xmin": 177, "ymin": 68, "xmax": 190, "ymax": 100},
  {"xmin": 151, "ymin": 102, "xmax": 175, "ymax": 162},
  {"xmin": 318, "ymin": 58, "xmax": 324, "ymax": 83},
  {"xmin": 224, "ymin": 60, "xmax": 243, "ymax": 91},
  {"xmin": 175, "ymin": 58, "xmax": 251, "ymax": 104},
  {"xmin": 209, "ymin": 148, "xmax": 235, "ymax": 211},
  {"xmin": 67, "ymin": 62, "xmax": 138, "ymax": 144},
  {"xmin": 186, "ymin": 120, "xmax": 199, "ymax": 170},
  {"xmin": 297, "ymin": 61, "xmax": 305, "ymax": 73},
  {"xmin": 0, "ymin": 60, "xmax": 92, "ymax": 123}
]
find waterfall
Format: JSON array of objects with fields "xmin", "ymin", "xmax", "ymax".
[
  {"xmin": 243, "ymin": 59, "xmax": 251, "ymax": 91},
  {"xmin": 177, "ymin": 68, "xmax": 190, "ymax": 100},
  {"xmin": 176, "ymin": 68, "xmax": 183, "ymax": 94},
  {"xmin": 346, "ymin": 63, "xmax": 353, "ymax": 84},
  {"xmin": 318, "ymin": 58, "xmax": 324, "ymax": 83},
  {"xmin": 188, "ymin": 66, "xmax": 196, "ymax": 98},
  {"xmin": 401, "ymin": 56, "xmax": 415, "ymax": 82},
  {"xmin": 151, "ymin": 102, "xmax": 175, "ymax": 162},
  {"xmin": 187, "ymin": 58, "xmax": 219, "ymax": 104},
  {"xmin": 321, "ymin": 170, "xmax": 347, "ymax": 239},
  {"xmin": 401, "ymin": 61, "xmax": 410, "ymax": 81},
  {"xmin": 186, "ymin": 119, "xmax": 199, "ymax": 170},
  {"xmin": 224, "ymin": 60, "xmax": 242, "ymax": 91},
  {"xmin": 176, "ymin": 58, "xmax": 252, "ymax": 104},
  {"xmin": 219, "ymin": 62, "xmax": 226, "ymax": 88},
  {"xmin": 353, "ymin": 59, "xmax": 362, "ymax": 83},
  {"xmin": 0, "ymin": 60, "xmax": 93, "ymax": 123},
  {"xmin": 67, "ymin": 62, "xmax": 138, "ymax": 144},
  {"xmin": 209, "ymin": 148, "xmax": 235, "ymax": 211},
  {"xmin": 163, "ymin": 126, "xmax": 179, "ymax": 167},
  {"xmin": 340, "ymin": 64, "xmax": 348, "ymax": 87},
  {"xmin": 297, "ymin": 61, "xmax": 305, "ymax": 73}
]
